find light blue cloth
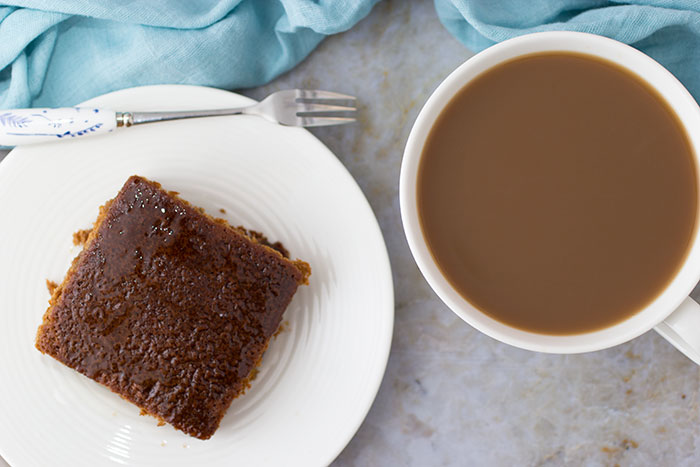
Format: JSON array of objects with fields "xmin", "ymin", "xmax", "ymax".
[
  {"xmin": 435, "ymin": 0, "xmax": 700, "ymax": 101},
  {"xmin": 0, "ymin": 0, "xmax": 378, "ymax": 108}
]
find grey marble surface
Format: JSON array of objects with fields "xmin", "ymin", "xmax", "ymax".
[{"xmin": 2, "ymin": 1, "xmax": 699, "ymax": 466}]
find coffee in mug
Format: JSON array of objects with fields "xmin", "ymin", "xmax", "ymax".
[{"xmin": 416, "ymin": 52, "xmax": 696, "ymax": 335}]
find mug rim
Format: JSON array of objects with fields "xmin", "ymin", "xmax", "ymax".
[{"xmin": 399, "ymin": 31, "xmax": 700, "ymax": 353}]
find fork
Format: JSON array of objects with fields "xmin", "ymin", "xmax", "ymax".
[{"xmin": 0, "ymin": 89, "xmax": 357, "ymax": 146}]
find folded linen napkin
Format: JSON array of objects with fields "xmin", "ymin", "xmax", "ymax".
[
  {"xmin": 0, "ymin": 0, "xmax": 378, "ymax": 108},
  {"xmin": 435, "ymin": 0, "xmax": 700, "ymax": 101}
]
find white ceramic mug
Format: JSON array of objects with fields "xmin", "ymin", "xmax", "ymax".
[{"xmin": 400, "ymin": 31, "xmax": 700, "ymax": 363}]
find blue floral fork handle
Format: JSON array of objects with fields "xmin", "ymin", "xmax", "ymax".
[{"xmin": 0, "ymin": 89, "xmax": 357, "ymax": 146}]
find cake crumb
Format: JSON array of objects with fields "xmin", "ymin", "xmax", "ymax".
[
  {"xmin": 219, "ymin": 208, "xmax": 226, "ymax": 214},
  {"xmin": 161, "ymin": 440, "xmax": 167, "ymax": 447},
  {"xmin": 248, "ymin": 367, "xmax": 259, "ymax": 383},
  {"xmin": 72, "ymin": 229, "xmax": 91, "ymax": 246},
  {"xmin": 622, "ymin": 439, "xmax": 638, "ymax": 449},
  {"xmin": 273, "ymin": 320, "xmax": 290, "ymax": 338},
  {"xmin": 46, "ymin": 279, "xmax": 58, "ymax": 295}
]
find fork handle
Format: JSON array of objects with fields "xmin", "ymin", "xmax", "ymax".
[
  {"xmin": 121, "ymin": 108, "xmax": 246, "ymax": 126},
  {"xmin": 0, "ymin": 107, "xmax": 250, "ymax": 146},
  {"xmin": 0, "ymin": 107, "xmax": 116, "ymax": 146}
]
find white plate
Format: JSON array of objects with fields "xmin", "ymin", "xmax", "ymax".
[{"xmin": 0, "ymin": 85, "xmax": 394, "ymax": 467}]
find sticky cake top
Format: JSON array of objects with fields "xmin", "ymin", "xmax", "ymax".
[{"xmin": 36, "ymin": 176, "xmax": 309, "ymax": 439}]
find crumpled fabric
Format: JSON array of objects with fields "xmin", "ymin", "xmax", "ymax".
[
  {"xmin": 0, "ymin": 0, "xmax": 378, "ymax": 108},
  {"xmin": 434, "ymin": 0, "xmax": 700, "ymax": 101}
]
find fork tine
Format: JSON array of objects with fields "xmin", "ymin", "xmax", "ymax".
[
  {"xmin": 296, "ymin": 103, "xmax": 357, "ymax": 113},
  {"xmin": 297, "ymin": 116, "xmax": 356, "ymax": 127},
  {"xmin": 296, "ymin": 90, "xmax": 356, "ymax": 101}
]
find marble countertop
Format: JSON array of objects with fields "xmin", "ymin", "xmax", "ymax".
[{"xmin": 2, "ymin": 1, "xmax": 699, "ymax": 465}]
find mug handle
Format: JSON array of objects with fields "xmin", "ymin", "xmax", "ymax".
[{"xmin": 655, "ymin": 296, "xmax": 700, "ymax": 364}]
